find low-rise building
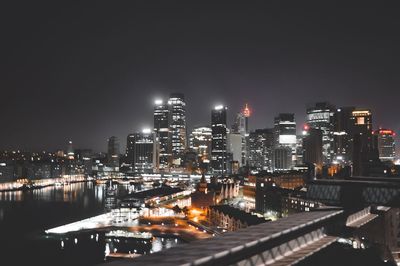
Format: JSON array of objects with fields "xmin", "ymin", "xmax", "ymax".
[{"xmin": 208, "ymin": 205, "xmax": 267, "ymax": 231}]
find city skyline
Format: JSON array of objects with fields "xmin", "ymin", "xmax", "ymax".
[
  {"xmin": 2, "ymin": 2, "xmax": 400, "ymax": 153},
  {"xmin": 0, "ymin": 93, "xmax": 399, "ymax": 155}
]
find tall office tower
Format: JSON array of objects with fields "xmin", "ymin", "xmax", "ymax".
[
  {"xmin": 352, "ymin": 109, "xmax": 373, "ymax": 135},
  {"xmin": 211, "ymin": 105, "xmax": 228, "ymax": 175},
  {"xmin": 125, "ymin": 133, "xmax": 135, "ymax": 166},
  {"xmin": 227, "ymin": 132, "xmax": 242, "ymax": 167},
  {"xmin": 247, "ymin": 128, "xmax": 274, "ymax": 172},
  {"xmin": 231, "ymin": 104, "xmax": 251, "ymax": 165},
  {"xmin": 306, "ymin": 102, "xmax": 335, "ymax": 164},
  {"xmin": 302, "ymin": 127, "xmax": 323, "ymax": 166},
  {"xmin": 66, "ymin": 140, "xmax": 74, "ymax": 160},
  {"xmin": 154, "ymin": 99, "xmax": 171, "ymax": 170},
  {"xmin": 189, "ymin": 126, "xmax": 212, "ymax": 164},
  {"xmin": 351, "ymin": 109, "xmax": 379, "ymax": 175},
  {"xmin": 375, "ymin": 129, "xmax": 396, "ymax": 162},
  {"xmin": 132, "ymin": 129, "xmax": 156, "ymax": 174},
  {"xmin": 232, "ymin": 103, "xmax": 251, "ymax": 135},
  {"xmin": 232, "ymin": 112, "xmax": 246, "ymax": 135},
  {"xmin": 272, "ymin": 146, "xmax": 292, "ymax": 171},
  {"xmin": 273, "ymin": 113, "xmax": 296, "ymax": 168},
  {"xmin": 168, "ymin": 93, "xmax": 187, "ymax": 165},
  {"xmin": 333, "ymin": 107, "xmax": 355, "ymax": 164},
  {"xmin": 107, "ymin": 136, "xmax": 120, "ymax": 168},
  {"xmin": 295, "ymin": 135, "xmax": 304, "ymax": 165}
]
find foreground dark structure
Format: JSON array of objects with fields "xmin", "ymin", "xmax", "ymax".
[{"xmin": 101, "ymin": 177, "xmax": 400, "ymax": 265}]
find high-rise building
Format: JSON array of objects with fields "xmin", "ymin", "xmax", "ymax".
[
  {"xmin": 375, "ymin": 129, "xmax": 396, "ymax": 162},
  {"xmin": 352, "ymin": 109, "xmax": 373, "ymax": 135},
  {"xmin": 154, "ymin": 99, "xmax": 171, "ymax": 170},
  {"xmin": 107, "ymin": 136, "xmax": 120, "ymax": 168},
  {"xmin": 295, "ymin": 135, "xmax": 304, "ymax": 165},
  {"xmin": 168, "ymin": 93, "xmax": 187, "ymax": 165},
  {"xmin": 351, "ymin": 109, "xmax": 379, "ymax": 176},
  {"xmin": 272, "ymin": 146, "xmax": 292, "ymax": 171},
  {"xmin": 227, "ymin": 132, "xmax": 242, "ymax": 168},
  {"xmin": 333, "ymin": 107, "xmax": 355, "ymax": 165},
  {"xmin": 302, "ymin": 127, "xmax": 323, "ymax": 166},
  {"xmin": 189, "ymin": 126, "xmax": 212, "ymax": 164},
  {"xmin": 274, "ymin": 113, "xmax": 296, "ymax": 147},
  {"xmin": 306, "ymin": 102, "xmax": 335, "ymax": 164},
  {"xmin": 66, "ymin": 140, "xmax": 74, "ymax": 160},
  {"xmin": 247, "ymin": 128, "xmax": 274, "ymax": 172},
  {"xmin": 273, "ymin": 113, "xmax": 296, "ymax": 169},
  {"xmin": 232, "ymin": 103, "xmax": 251, "ymax": 135},
  {"xmin": 125, "ymin": 134, "xmax": 135, "ymax": 166},
  {"xmin": 211, "ymin": 105, "xmax": 228, "ymax": 175},
  {"xmin": 232, "ymin": 103, "xmax": 251, "ymax": 165},
  {"xmin": 132, "ymin": 129, "xmax": 156, "ymax": 174}
]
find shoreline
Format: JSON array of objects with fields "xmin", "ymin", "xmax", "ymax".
[{"xmin": 0, "ymin": 178, "xmax": 91, "ymax": 193}]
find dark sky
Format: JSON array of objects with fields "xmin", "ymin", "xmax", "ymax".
[{"xmin": 1, "ymin": 1, "xmax": 400, "ymax": 153}]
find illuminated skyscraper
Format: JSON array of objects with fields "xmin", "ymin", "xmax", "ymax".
[
  {"xmin": 189, "ymin": 126, "xmax": 212, "ymax": 164},
  {"xmin": 168, "ymin": 93, "xmax": 187, "ymax": 166},
  {"xmin": 66, "ymin": 140, "xmax": 74, "ymax": 160},
  {"xmin": 306, "ymin": 102, "xmax": 335, "ymax": 164},
  {"xmin": 333, "ymin": 107, "xmax": 355, "ymax": 164},
  {"xmin": 375, "ymin": 129, "xmax": 396, "ymax": 162},
  {"xmin": 274, "ymin": 113, "xmax": 296, "ymax": 147},
  {"xmin": 132, "ymin": 129, "xmax": 156, "ymax": 174},
  {"xmin": 154, "ymin": 99, "xmax": 171, "ymax": 170},
  {"xmin": 211, "ymin": 105, "xmax": 228, "ymax": 175},
  {"xmin": 351, "ymin": 109, "xmax": 379, "ymax": 176},
  {"xmin": 352, "ymin": 109, "xmax": 373, "ymax": 135},
  {"xmin": 107, "ymin": 136, "xmax": 120, "ymax": 168},
  {"xmin": 247, "ymin": 128, "xmax": 274, "ymax": 172},
  {"xmin": 272, "ymin": 146, "xmax": 292, "ymax": 171},
  {"xmin": 232, "ymin": 103, "xmax": 251, "ymax": 165},
  {"xmin": 273, "ymin": 113, "xmax": 296, "ymax": 169}
]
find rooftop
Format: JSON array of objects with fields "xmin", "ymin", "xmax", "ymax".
[
  {"xmin": 123, "ymin": 186, "xmax": 183, "ymax": 200},
  {"xmin": 209, "ymin": 205, "xmax": 267, "ymax": 226}
]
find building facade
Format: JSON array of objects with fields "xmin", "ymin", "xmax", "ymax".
[
  {"xmin": 248, "ymin": 128, "xmax": 274, "ymax": 172},
  {"xmin": 107, "ymin": 136, "xmax": 120, "ymax": 169},
  {"xmin": 375, "ymin": 129, "xmax": 396, "ymax": 162},
  {"xmin": 154, "ymin": 99, "xmax": 171, "ymax": 170},
  {"xmin": 211, "ymin": 105, "xmax": 228, "ymax": 175},
  {"xmin": 168, "ymin": 93, "xmax": 187, "ymax": 166},
  {"xmin": 189, "ymin": 126, "xmax": 212, "ymax": 165},
  {"xmin": 273, "ymin": 113, "xmax": 296, "ymax": 170},
  {"xmin": 306, "ymin": 102, "xmax": 335, "ymax": 164}
]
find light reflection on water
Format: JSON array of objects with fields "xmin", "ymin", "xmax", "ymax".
[
  {"xmin": 0, "ymin": 182, "xmax": 184, "ymax": 265},
  {"xmin": 54, "ymin": 230, "xmax": 182, "ymax": 262}
]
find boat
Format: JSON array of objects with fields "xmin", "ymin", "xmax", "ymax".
[
  {"xmin": 105, "ymin": 230, "xmax": 153, "ymax": 240},
  {"xmin": 95, "ymin": 179, "xmax": 108, "ymax": 185}
]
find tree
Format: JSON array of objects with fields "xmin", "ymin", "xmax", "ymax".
[{"xmin": 172, "ymin": 205, "xmax": 182, "ymax": 214}]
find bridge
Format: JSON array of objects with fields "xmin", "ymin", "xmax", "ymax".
[{"xmin": 306, "ymin": 177, "xmax": 400, "ymax": 208}]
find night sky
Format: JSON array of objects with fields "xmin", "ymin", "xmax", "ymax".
[{"xmin": 1, "ymin": 1, "xmax": 400, "ymax": 153}]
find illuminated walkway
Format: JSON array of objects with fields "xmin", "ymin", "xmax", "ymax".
[{"xmin": 45, "ymin": 211, "xmax": 139, "ymax": 234}]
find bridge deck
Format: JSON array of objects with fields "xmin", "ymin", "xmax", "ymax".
[
  {"xmin": 269, "ymin": 236, "xmax": 337, "ymax": 266},
  {"xmin": 346, "ymin": 213, "xmax": 378, "ymax": 228}
]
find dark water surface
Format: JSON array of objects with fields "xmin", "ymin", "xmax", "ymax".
[{"xmin": 0, "ymin": 182, "xmax": 181, "ymax": 266}]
